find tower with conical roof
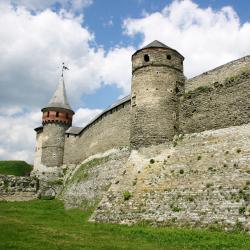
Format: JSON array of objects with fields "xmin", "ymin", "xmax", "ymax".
[
  {"xmin": 34, "ymin": 73, "xmax": 74, "ymax": 173},
  {"xmin": 130, "ymin": 40, "xmax": 185, "ymax": 148}
]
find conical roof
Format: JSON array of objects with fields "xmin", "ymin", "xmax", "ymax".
[
  {"xmin": 133, "ymin": 40, "xmax": 184, "ymax": 59},
  {"xmin": 42, "ymin": 76, "xmax": 73, "ymax": 111},
  {"xmin": 142, "ymin": 40, "xmax": 171, "ymax": 49}
]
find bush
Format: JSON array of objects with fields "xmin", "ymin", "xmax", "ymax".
[
  {"xmin": 179, "ymin": 169, "xmax": 184, "ymax": 174},
  {"xmin": 149, "ymin": 159, "xmax": 155, "ymax": 164},
  {"xmin": 123, "ymin": 191, "xmax": 132, "ymax": 201}
]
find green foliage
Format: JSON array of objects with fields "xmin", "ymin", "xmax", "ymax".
[
  {"xmin": 123, "ymin": 190, "xmax": 132, "ymax": 201},
  {"xmin": 236, "ymin": 148, "xmax": 241, "ymax": 153},
  {"xmin": 149, "ymin": 159, "xmax": 155, "ymax": 164},
  {"xmin": 47, "ymin": 179, "xmax": 63, "ymax": 186},
  {"xmin": 239, "ymin": 206, "xmax": 246, "ymax": 214},
  {"xmin": 69, "ymin": 156, "xmax": 110, "ymax": 184},
  {"xmin": 206, "ymin": 183, "xmax": 214, "ymax": 188},
  {"xmin": 197, "ymin": 155, "xmax": 202, "ymax": 160},
  {"xmin": 0, "ymin": 200, "xmax": 250, "ymax": 249},
  {"xmin": 179, "ymin": 169, "xmax": 184, "ymax": 174},
  {"xmin": 0, "ymin": 161, "xmax": 33, "ymax": 176}
]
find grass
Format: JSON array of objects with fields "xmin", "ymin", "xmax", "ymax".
[
  {"xmin": 0, "ymin": 200, "xmax": 250, "ymax": 250},
  {"xmin": 0, "ymin": 160, "xmax": 33, "ymax": 176}
]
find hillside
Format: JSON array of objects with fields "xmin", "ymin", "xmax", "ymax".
[{"xmin": 0, "ymin": 161, "xmax": 33, "ymax": 176}]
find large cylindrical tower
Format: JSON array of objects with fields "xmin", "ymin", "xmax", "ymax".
[
  {"xmin": 40, "ymin": 76, "xmax": 74, "ymax": 168},
  {"xmin": 130, "ymin": 40, "xmax": 185, "ymax": 148}
]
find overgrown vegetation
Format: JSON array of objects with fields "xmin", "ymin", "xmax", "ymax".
[
  {"xmin": 68, "ymin": 156, "xmax": 110, "ymax": 184},
  {"xmin": 1, "ymin": 200, "xmax": 249, "ymax": 249},
  {"xmin": 123, "ymin": 190, "xmax": 132, "ymax": 200},
  {"xmin": 0, "ymin": 161, "xmax": 33, "ymax": 176}
]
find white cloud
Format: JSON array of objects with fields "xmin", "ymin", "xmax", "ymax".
[
  {"xmin": 0, "ymin": 2, "xmax": 133, "ymax": 110},
  {"xmin": 0, "ymin": 1, "xmax": 133, "ymax": 163},
  {"xmin": 124, "ymin": 0, "xmax": 250, "ymax": 77},
  {"xmin": 73, "ymin": 107, "xmax": 102, "ymax": 127}
]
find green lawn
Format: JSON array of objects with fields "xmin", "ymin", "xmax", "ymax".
[
  {"xmin": 0, "ymin": 160, "xmax": 33, "ymax": 176},
  {"xmin": 0, "ymin": 200, "xmax": 249, "ymax": 250}
]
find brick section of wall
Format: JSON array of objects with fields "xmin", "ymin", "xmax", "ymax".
[
  {"xmin": 180, "ymin": 72, "xmax": 250, "ymax": 134},
  {"xmin": 130, "ymin": 48, "xmax": 185, "ymax": 148},
  {"xmin": 63, "ymin": 101, "xmax": 131, "ymax": 165},
  {"xmin": 0, "ymin": 175, "xmax": 38, "ymax": 201}
]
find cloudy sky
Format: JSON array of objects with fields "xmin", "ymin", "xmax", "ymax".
[{"xmin": 0, "ymin": 0, "xmax": 250, "ymax": 163}]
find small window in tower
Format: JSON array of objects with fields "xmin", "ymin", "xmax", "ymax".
[
  {"xmin": 66, "ymin": 113, "xmax": 69, "ymax": 119},
  {"xmin": 167, "ymin": 55, "xmax": 171, "ymax": 60},
  {"xmin": 144, "ymin": 54, "xmax": 150, "ymax": 62},
  {"xmin": 56, "ymin": 112, "xmax": 59, "ymax": 117},
  {"xmin": 47, "ymin": 111, "xmax": 50, "ymax": 117},
  {"xmin": 132, "ymin": 95, "xmax": 136, "ymax": 107}
]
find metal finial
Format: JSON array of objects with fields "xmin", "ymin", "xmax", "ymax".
[{"xmin": 61, "ymin": 62, "xmax": 69, "ymax": 78}]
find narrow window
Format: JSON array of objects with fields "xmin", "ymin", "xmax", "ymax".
[
  {"xmin": 167, "ymin": 55, "xmax": 171, "ymax": 60},
  {"xmin": 132, "ymin": 96, "xmax": 136, "ymax": 107},
  {"xmin": 144, "ymin": 54, "xmax": 149, "ymax": 62},
  {"xmin": 66, "ymin": 113, "xmax": 69, "ymax": 119},
  {"xmin": 56, "ymin": 112, "xmax": 59, "ymax": 117},
  {"xmin": 47, "ymin": 111, "xmax": 50, "ymax": 117}
]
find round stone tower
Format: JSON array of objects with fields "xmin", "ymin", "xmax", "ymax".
[
  {"xmin": 40, "ymin": 76, "xmax": 74, "ymax": 168},
  {"xmin": 130, "ymin": 40, "xmax": 185, "ymax": 148}
]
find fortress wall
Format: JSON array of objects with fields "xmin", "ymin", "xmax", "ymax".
[
  {"xmin": 91, "ymin": 123, "xmax": 250, "ymax": 231},
  {"xmin": 186, "ymin": 56, "xmax": 250, "ymax": 91},
  {"xmin": 180, "ymin": 71, "xmax": 250, "ymax": 134},
  {"xmin": 63, "ymin": 100, "xmax": 131, "ymax": 165}
]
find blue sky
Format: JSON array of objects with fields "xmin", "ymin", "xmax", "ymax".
[{"xmin": 0, "ymin": 0, "xmax": 250, "ymax": 162}]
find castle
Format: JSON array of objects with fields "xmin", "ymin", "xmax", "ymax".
[
  {"xmin": 33, "ymin": 40, "xmax": 250, "ymax": 173},
  {"xmin": 31, "ymin": 41, "xmax": 250, "ymax": 230}
]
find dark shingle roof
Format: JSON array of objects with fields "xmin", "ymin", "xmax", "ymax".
[
  {"xmin": 42, "ymin": 77, "xmax": 73, "ymax": 112},
  {"xmin": 133, "ymin": 40, "xmax": 184, "ymax": 59}
]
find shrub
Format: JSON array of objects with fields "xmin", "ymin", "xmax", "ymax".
[
  {"xmin": 179, "ymin": 169, "xmax": 184, "ymax": 174},
  {"xmin": 123, "ymin": 191, "xmax": 132, "ymax": 201},
  {"xmin": 239, "ymin": 206, "xmax": 246, "ymax": 214},
  {"xmin": 236, "ymin": 148, "xmax": 241, "ymax": 153},
  {"xmin": 197, "ymin": 155, "xmax": 202, "ymax": 160},
  {"xmin": 206, "ymin": 183, "xmax": 214, "ymax": 188},
  {"xmin": 149, "ymin": 159, "xmax": 155, "ymax": 164}
]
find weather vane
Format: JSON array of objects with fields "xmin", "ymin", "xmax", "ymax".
[{"xmin": 61, "ymin": 62, "xmax": 69, "ymax": 78}]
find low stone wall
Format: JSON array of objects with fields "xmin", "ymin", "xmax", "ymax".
[
  {"xmin": 90, "ymin": 124, "xmax": 250, "ymax": 232},
  {"xmin": 0, "ymin": 175, "xmax": 38, "ymax": 201},
  {"xmin": 179, "ymin": 71, "xmax": 250, "ymax": 134},
  {"xmin": 63, "ymin": 100, "xmax": 131, "ymax": 165}
]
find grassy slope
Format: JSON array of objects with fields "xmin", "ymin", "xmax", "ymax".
[
  {"xmin": 0, "ymin": 200, "xmax": 249, "ymax": 250},
  {"xmin": 0, "ymin": 161, "xmax": 33, "ymax": 176}
]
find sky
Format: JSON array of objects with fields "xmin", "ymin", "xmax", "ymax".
[{"xmin": 0, "ymin": 0, "xmax": 250, "ymax": 163}]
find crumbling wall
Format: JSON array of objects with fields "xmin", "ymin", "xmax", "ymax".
[
  {"xmin": 0, "ymin": 175, "xmax": 38, "ymax": 201},
  {"xmin": 90, "ymin": 124, "xmax": 250, "ymax": 232}
]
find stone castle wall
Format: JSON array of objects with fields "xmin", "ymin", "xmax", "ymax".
[
  {"xmin": 91, "ymin": 123, "xmax": 250, "ymax": 231},
  {"xmin": 180, "ymin": 71, "xmax": 250, "ymax": 134},
  {"xmin": 186, "ymin": 56, "xmax": 250, "ymax": 91},
  {"xmin": 63, "ymin": 100, "xmax": 131, "ymax": 165}
]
